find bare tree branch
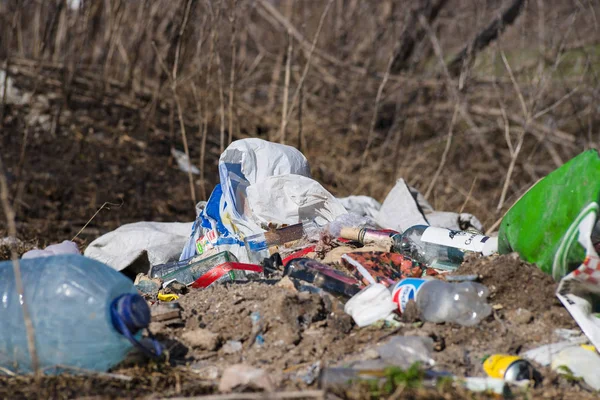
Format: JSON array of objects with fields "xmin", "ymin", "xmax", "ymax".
[
  {"xmin": 390, "ymin": 0, "xmax": 449, "ymax": 74},
  {"xmin": 448, "ymin": 0, "xmax": 527, "ymax": 77}
]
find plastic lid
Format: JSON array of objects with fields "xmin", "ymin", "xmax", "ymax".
[
  {"xmin": 113, "ymin": 293, "xmax": 151, "ymax": 333},
  {"xmin": 110, "ymin": 293, "xmax": 162, "ymax": 358},
  {"xmin": 482, "ymin": 236, "xmax": 499, "ymax": 256}
]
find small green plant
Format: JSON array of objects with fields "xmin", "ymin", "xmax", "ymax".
[
  {"xmin": 436, "ymin": 375, "xmax": 455, "ymax": 391},
  {"xmin": 557, "ymin": 365, "xmax": 583, "ymax": 383},
  {"xmin": 366, "ymin": 363, "xmax": 425, "ymax": 398}
]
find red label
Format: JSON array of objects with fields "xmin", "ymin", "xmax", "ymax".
[
  {"xmin": 192, "ymin": 263, "xmax": 231, "ymax": 288},
  {"xmin": 191, "ymin": 262, "xmax": 263, "ymax": 288},
  {"xmin": 282, "ymin": 246, "xmax": 316, "ymax": 265}
]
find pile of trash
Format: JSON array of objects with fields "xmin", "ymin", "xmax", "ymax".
[{"xmin": 2, "ymin": 139, "xmax": 600, "ymax": 396}]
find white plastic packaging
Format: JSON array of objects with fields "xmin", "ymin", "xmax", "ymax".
[
  {"xmin": 22, "ymin": 240, "xmax": 80, "ymax": 259},
  {"xmin": 551, "ymin": 346, "xmax": 600, "ymax": 390},
  {"xmin": 344, "ymin": 284, "xmax": 397, "ymax": 327}
]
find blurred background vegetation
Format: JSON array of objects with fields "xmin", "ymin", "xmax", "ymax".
[{"xmin": 0, "ymin": 0, "xmax": 598, "ymax": 244}]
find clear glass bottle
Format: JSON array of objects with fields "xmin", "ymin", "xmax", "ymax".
[
  {"xmin": 284, "ymin": 258, "xmax": 361, "ymax": 297},
  {"xmin": 392, "ymin": 225, "xmax": 498, "ymax": 270}
]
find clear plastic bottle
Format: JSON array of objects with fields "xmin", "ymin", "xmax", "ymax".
[
  {"xmin": 0, "ymin": 254, "xmax": 161, "ymax": 375},
  {"xmin": 391, "ymin": 277, "xmax": 492, "ymax": 326},
  {"xmin": 392, "ymin": 225, "xmax": 498, "ymax": 270}
]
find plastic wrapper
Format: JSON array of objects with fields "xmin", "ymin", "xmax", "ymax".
[
  {"xmin": 341, "ymin": 251, "xmax": 437, "ymax": 287},
  {"xmin": 377, "ymin": 336, "xmax": 436, "ymax": 369}
]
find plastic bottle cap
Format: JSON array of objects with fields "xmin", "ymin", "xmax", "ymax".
[
  {"xmin": 112, "ymin": 293, "xmax": 151, "ymax": 333},
  {"xmin": 110, "ymin": 293, "xmax": 162, "ymax": 358},
  {"xmin": 482, "ymin": 236, "xmax": 499, "ymax": 256}
]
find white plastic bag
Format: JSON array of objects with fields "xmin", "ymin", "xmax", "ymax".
[
  {"xmin": 84, "ymin": 221, "xmax": 193, "ymax": 273},
  {"xmin": 22, "ymin": 240, "xmax": 80, "ymax": 259},
  {"xmin": 246, "ymin": 174, "xmax": 347, "ymax": 227},
  {"xmin": 180, "ymin": 139, "xmax": 347, "ymax": 262},
  {"xmin": 337, "ymin": 196, "xmax": 381, "ymax": 219},
  {"xmin": 375, "ymin": 179, "xmax": 483, "ymax": 232},
  {"xmin": 376, "ymin": 179, "xmax": 428, "ymax": 232}
]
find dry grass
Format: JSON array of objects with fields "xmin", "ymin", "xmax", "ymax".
[{"xmin": 0, "ymin": 0, "xmax": 599, "ymax": 229}]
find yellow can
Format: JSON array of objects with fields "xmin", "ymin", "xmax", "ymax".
[{"xmin": 483, "ymin": 354, "xmax": 536, "ymax": 382}]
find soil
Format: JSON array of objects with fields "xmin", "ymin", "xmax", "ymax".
[{"xmin": 1, "ymin": 253, "xmax": 597, "ymax": 399}]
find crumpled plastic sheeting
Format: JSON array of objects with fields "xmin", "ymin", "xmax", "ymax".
[
  {"xmin": 84, "ymin": 221, "xmax": 193, "ymax": 273},
  {"xmin": 336, "ymin": 183, "xmax": 484, "ymax": 231},
  {"xmin": 246, "ymin": 174, "xmax": 348, "ymax": 227},
  {"xmin": 22, "ymin": 240, "xmax": 80, "ymax": 259},
  {"xmin": 376, "ymin": 179, "xmax": 483, "ymax": 232},
  {"xmin": 408, "ymin": 185, "xmax": 435, "ymax": 213},
  {"xmin": 344, "ymin": 283, "xmax": 396, "ymax": 327},
  {"xmin": 220, "ymin": 138, "xmax": 311, "ymax": 185},
  {"xmin": 337, "ymin": 195, "xmax": 381, "ymax": 219},
  {"xmin": 376, "ymin": 179, "xmax": 429, "ymax": 232},
  {"xmin": 171, "ymin": 148, "xmax": 200, "ymax": 175},
  {"xmin": 426, "ymin": 211, "xmax": 483, "ymax": 232},
  {"xmin": 217, "ymin": 138, "xmax": 315, "ymax": 237},
  {"xmin": 180, "ymin": 139, "xmax": 348, "ymax": 262}
]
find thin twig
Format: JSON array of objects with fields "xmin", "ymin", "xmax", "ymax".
[
  {"xmin": 425, "ymin": 105, "xmax": 459, "ymax": 199},
  {"xmin": 532, "ymin": 86, "xmax": 579, "ymax": 120},
  {"xmin": 360, "ymin": 47, "xmax": 395, "ymax": 166},
  {"xmin": 191, "ymin": 83, "xmax": 207, "ymax": 200},
  {"xmin": 173, "ymin": 0, "xmax": 194, "ymax": 82},
  {"xmin": 459, "ymin": 177, "xmax": 478, "ymax": 214},
  {"xmin": 216, "ymin": 52, "xmax": 226, "ymax": 152},
  {"xmin": 284, "ymin": 0, "xmax": 334, "ymax": 124},
  {"xmin": 496, "ymin": 51, "xmax": 529, "ymax": 212},
  {"xmin": 152, "ymin": 39, "xmax": 197, "ymax": 207},
  {"xmin": 267, "ymin": 46, "xmax": 285, "ymax": 118},
  {"xmin": 228, "ymin": 0, "xmax": 237, "ymax": 146},
  {"xmin": 71, "ymin": 201, "xmax": 124, "ymax": 241},
  {"xmin": 201, "ymin": 2, "xmax": 221, "ymax": 188},
  {"xmin": 0, "ymin": 154, "xmax": 40, "ymax": 378},
  {"xmin": 499, "ymin": 98, "xmax": 514, "ymax": 156},
  {"xmin": 297, "ymin": 83, "xmax": 303, "ymax": 152},
  {"xmin": 280, "ymin": 30, "xmax": 292, "ymax": 144},
  {"xmin": 419, "ymin": 14, "xmax": 495, "ymax": 159}
]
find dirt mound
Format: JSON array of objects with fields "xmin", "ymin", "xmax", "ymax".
[
  {"xmin": 457, "ymin": 253, "xmax": 567, "ymax": 317},
  {"xmin": 156, "ymin": 282, "xmax": 395, "ymax": 389},
  {"xmin": 406, "ymin": 254, "xmax": 577, "ymax": 379},
  {"xmin": 146, "ymin": 255, "xmax": 583, "ymax": 393},
  {"xmin": 1, "ymin": 256, "xmax": 597, "ymax": 399}
]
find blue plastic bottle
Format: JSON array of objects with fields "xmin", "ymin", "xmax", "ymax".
[{"xmin": 0, "ymin": 254, "xmax": 161, "ymax": 375}]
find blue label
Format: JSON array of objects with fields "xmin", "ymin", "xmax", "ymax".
[{"xmin": 391, "ymin": 278, "xmax": 427, "ymax": 313}]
